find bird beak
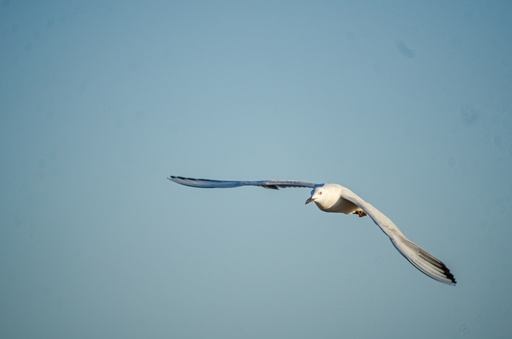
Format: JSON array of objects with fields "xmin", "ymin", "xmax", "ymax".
[{"xmin": 305, "ymin": 197, "xmax": 314, "ymax": 205}]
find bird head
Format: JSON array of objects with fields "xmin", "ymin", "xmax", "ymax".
[
  {"xmin": 305, "ymin": 187, "xmax": 321, "ymax": 205},
  {"xmin": 305, "ymin": 184, "xmax": 343, "ymax": 211}
]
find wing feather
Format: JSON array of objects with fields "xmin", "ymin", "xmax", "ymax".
[
  {"xmin": 341, "ymin": 188, "xmax": 456, "ymax": 285},
  {"xmin": 168, "ymin": 176, "xmax": 319, "ymax": 189}
]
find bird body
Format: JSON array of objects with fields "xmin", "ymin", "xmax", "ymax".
[
  {"xmin": 306, "ymin": 183, "xmax": 365, "ymax": 215},
  {"xmin": 168, "ymin": 175, "xmax": 456, "ymax": 285}
]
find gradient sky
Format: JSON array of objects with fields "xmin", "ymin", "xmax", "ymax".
[{"xmin": 1, "ymin": 1, "xmax": 511, "ymax": 338}]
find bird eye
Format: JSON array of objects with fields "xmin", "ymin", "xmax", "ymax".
[{"xmin": 318, "ymin": 191, "xmax": 322, "ymax": 195}]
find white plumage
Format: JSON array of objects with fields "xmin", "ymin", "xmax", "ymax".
[{"xmin": 169, "ymin": 176, "xmax": 456, "ymax": 285}]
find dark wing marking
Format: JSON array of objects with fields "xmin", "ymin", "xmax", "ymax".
[{"xmin": 168, "ymin": 176, "xmax": 320, "ymax": 190}]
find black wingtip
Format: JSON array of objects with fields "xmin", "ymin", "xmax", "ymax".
[
  {"xmin": 434, "ymin": 259, "xmax": 457, "ymax": 285},
  {"xmin": 444, "ymin": 267, "xmax": 457, "ymax": 285},
  {"xmin": 169, "ymin": 175, "xmax": 186, "ymax": 181}
]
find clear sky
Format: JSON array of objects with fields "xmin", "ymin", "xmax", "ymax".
[{"xmin": 1, "ymin": 1, "xmax": 511, "ymax": 338}]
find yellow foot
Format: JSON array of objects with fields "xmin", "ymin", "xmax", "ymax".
[{"xmin": 354, "ymin": 210, "xmax": 367, "ymax": 218}]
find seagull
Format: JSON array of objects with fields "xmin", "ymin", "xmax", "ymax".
[{"xmin": 168, "ymin": 176, "xmax": 456, "ymax": 285}]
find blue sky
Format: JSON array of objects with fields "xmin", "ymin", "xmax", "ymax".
[{"xmin": 1, "ymin": 1, "xmax": 511, "ymax": 338}]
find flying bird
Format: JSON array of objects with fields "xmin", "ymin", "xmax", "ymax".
[{"xmin": 168, "ymin": 176, "xmax": 456, "ymax": 285}]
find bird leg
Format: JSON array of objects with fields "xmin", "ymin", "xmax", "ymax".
[{"xmin": 354, "ymin": 210, "xmax": 367, "ymax": 218}]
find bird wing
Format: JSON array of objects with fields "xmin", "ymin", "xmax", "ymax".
[
  {"xmin": 169, "ymin": 176, "xmax": 320, "ymax": 190},
  {"xmin": 341, "ymin": 188, "xmax": 456, "ymax": 285}
]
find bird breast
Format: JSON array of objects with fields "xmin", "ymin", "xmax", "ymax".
[{"xmin": 316, "ymin": 197, "xmax": 361, "ymax": 214}]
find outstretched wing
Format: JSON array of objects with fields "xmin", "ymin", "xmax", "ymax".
[
  {"xmin": 341, "ymin": 188, "xmax": 456, "ymax": 285},
  {"xmin": 168, "ymin": 176, "xmax": 320, "ymax": 190}
]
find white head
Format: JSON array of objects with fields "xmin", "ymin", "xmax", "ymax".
[{"xmin": 305, "ymin": 184, "xmax": 340, "ymax": 210}]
